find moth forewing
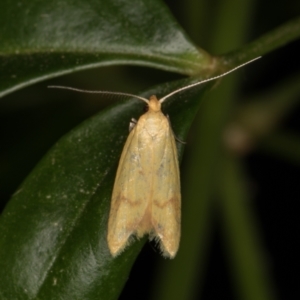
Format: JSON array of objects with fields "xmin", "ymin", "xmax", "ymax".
[
  {"xmin": 107, "ymin": 126, "xmax": 146, "ymax": 256},
  {"xmin": 151, "ymin": 124, "xmax": 181, "ymax": 258}
]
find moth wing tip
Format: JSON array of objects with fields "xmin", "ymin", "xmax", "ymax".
[
  {"xmin": 107, "ymin": 241, "xmax": 126, "ymax": 257},
  {"xmin": 107, "ymin": 233, "xmax": 136, "ymax": 257},
  {"xmin": 107, "ymin": 235, "xmax": 123, "ymax": 254},
  {"xmin": 153, "ymin": 234, "xmax": 179, "ymax": 259},
  {"xmin": 160, "ymin": 244, "xmax": 178, "ymax": 259}
]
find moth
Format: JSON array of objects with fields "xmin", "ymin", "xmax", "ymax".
[
  {"xmin": 107, "ymin": 58, "xmax": 261, "ymax": 258},
  {"xmin": 49, "ymin": 57, "xmax": 260, "ymax": 258},
  {"xmin": 108, "ymin": 94, "xmax": 181, "ymax": 258}
]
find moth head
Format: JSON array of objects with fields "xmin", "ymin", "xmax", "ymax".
[{"xmin": 148, "ymin": 95, "xmax": 161, "ymax": 112}]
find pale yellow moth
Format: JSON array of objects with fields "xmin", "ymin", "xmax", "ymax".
[
  {"xmin": 108, "ymin": 94, "xmax": 181, "ymax": 258},
  {"xmin": 49, "ymin": 57, "xmax": 260, "ymax": 258},
  {"xmin": 107, "ymin": 57, "xmax": 261, "ymax": 258}
]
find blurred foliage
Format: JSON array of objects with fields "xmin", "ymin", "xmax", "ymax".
[{"xmin": 0, "ymin": 0, "xmax": 300, "ymax": 299}]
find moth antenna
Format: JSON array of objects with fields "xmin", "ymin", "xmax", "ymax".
[
  {"xmin": 48, "ymin": 85, "xmax": 149, "ymax": 104},
  {"xmin": 159, "ymin": 57, "xmax": 261, "ymax": 103}
]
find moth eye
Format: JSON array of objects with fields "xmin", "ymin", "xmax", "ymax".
[{"xmin": 143, "ymin": 105, "xmax": 149, "ymax": 112}]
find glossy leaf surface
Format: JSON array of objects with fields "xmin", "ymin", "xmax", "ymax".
[
  {"xmin": 0, "ymin": 0, "xmax": 208, "ymax": 98},
  {"xmin": 0, "ymin": 78, "xmax": 211, "ymax": 299}
]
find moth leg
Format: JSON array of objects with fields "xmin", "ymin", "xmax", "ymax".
[
  {"xmin": 129, "ymin": 118, "xmax": 137, "ymax": 132},
  {"xmin": 166, "ymin": 114, "xmax": 186, "ymax": 144}
]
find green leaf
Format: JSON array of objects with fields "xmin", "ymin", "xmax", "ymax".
[
  {"xmin": 0, "ymin": 0, "xmax": 209, "ymax": 98},
  {"xmin": 223, "ymin": 15, "xmax": 300, "ymax": 65},
  {"xmin": 0, "ymin": 78, "xmax": 210, "ymax": 299}
]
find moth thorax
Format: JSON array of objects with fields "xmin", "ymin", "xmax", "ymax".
[{"xmin": 148, "ymin": 95, "xmax": 161, "ymax": 112}]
